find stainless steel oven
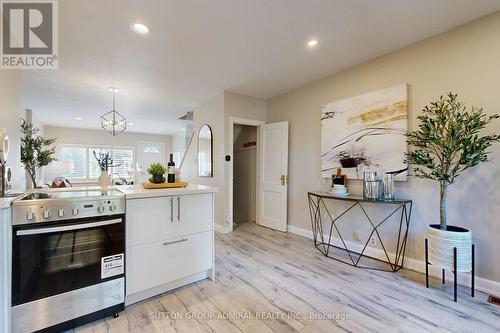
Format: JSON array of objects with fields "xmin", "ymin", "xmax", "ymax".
[{"xmin": 11, "ymin": 190, "xmax": 126, "ymax": 333}]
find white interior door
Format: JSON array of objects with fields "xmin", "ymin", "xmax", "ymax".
[{"xmin": 258, "ymin": 121, "xmax": 288, "ymax": 232}]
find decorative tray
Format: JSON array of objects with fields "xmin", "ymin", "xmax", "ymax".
[{"xmin": 143, "ymin": 182, "xmax": 188, "ymax": 189}]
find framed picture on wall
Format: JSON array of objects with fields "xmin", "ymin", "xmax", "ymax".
[{"xmin": 321, "ymin": 83, "xmax": 409, "ymax": 180}]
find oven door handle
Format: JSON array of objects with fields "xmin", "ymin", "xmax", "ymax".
[{"xmin": 16, "ymin": 218, "xmax": 123, "ymax": 236}]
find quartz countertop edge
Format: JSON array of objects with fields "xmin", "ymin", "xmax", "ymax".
[
  {"xmin": 117, "ymin": 184, "xmax": 219, "ymax": 199},
  {"xmin": 0, "ymin": 196, "xmax": 18, "ymax": 209},
  {"xmin": 0, "ymin": 184, "xmax": 218, "ymax": 207}
]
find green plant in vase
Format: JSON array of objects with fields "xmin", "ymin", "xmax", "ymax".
[
  {"xmin": 147, "ymin": 163, "xmax": 166, "ymax": 184},
  {"xmin": 20, "ymin": 119, "xmax": 56, "ymax": 188},
  {"xmin": 406, "ymin": 92, "xmax": 499, "ymax": 273}
]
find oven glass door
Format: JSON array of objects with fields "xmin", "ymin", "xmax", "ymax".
[{"xmin": 12, "ymin": 216, "xmax": 125, "ymax": 306}]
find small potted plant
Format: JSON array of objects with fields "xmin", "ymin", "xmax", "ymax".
[
  {"xmin": 147, "ymin": 163, "xmax": 166, "ymax": 184},
  {"xmin": 407, "ymin": 93, "xmax": 499, "ymax": 272}
]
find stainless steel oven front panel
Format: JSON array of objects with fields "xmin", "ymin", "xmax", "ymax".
[
  {"xmin": 11, "ymin": 278, "xmax": 124, "ymax": 333},
  {"xmin": 12, "ymin": 196, "xmax": 125, "ymax": 225}
]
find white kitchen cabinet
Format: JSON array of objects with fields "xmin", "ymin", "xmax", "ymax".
[
  {"xmin": 126, "ymin": 196, "xmax": 174, "ymax": 247},
  {"xmin": 127, "ymin": 231, "xmax": 212, "ymax": 295},
  {"xmin": 0, "ymin": 207, "xmax": 12, "ymax": 333},
  {"xmin": 174, "ymin": 193, "xmax": 213, "ymax": 236},
  {"xmin": 125, "ymin": 192, "xmax": 214, "ymax": 304},
  {"xmin": 126, "ymin": 193, "xmax": 213, "ymax": 247}
]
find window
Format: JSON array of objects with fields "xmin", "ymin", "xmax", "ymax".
[
  {"xmin": 143, "ymin": 146, "xmax": 160, "ymax": 153},
  {"xmin": 61, "ymin": 146, "xmax": 87, "ymax": 180},
  {"xmin": 112, "ymin": 149, "xmax": 134, "ymax": 178},
  {"xmin": 60, "ymin": 145, "xmax": 133, "ymax": 181}
]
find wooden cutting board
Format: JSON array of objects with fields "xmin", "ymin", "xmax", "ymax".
[{"xmin": 143, "ymin": 182, "xmax": 189, "ymax": 189}]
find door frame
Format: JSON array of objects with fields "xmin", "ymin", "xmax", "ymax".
[{"xmin": 227, "ymin": 117, "xmax": 265, "ymax": 232}]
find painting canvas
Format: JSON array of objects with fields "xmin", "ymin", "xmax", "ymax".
[{"xmin": 321, "ymin": 84, "xmax": 408, "ymax": 180}]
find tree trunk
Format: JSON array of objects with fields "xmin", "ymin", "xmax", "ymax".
[
  {"xmin": 29, "ymin": 170, "xmax": 37, "ymax": 189},
  {"xmin": 439, "ymin": 181, "xmax": 447, "ymax": 230}
]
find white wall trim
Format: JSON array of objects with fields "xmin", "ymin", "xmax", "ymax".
[
  {"xmin": 287, "ymin": 225, "xmax": 500, "ymax": 296},
  {"xmin": 215, "ymin": 223, "xmax": 230, "ymax": 234},
  {"xmin": 227, "ymin": 117, "xmax": 265, "ymax": 233}
]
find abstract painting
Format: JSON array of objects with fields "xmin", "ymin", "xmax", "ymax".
[{"xmin": 321, "ymin": 84, "xmax": 408, "ymax": 180}]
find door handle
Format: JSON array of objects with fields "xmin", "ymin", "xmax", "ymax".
[
  {"xmin": 281, "ymin": 175, "xmax": 286, "ymax": 186},
  {"xmin": 16, "ymin": 218, "xmax": 122, "ymax": 236},
  {"xmin": 177, "ymin": 197, "xmax": 181, "ymax": 221},
  {"xmin": 170, "ymin": 197, "xmax": 174, "ymax": 222}
]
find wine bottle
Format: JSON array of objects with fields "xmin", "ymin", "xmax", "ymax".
[{"xmin": 167, "ymin": 154, "xmax": 175, "ymax": 183}]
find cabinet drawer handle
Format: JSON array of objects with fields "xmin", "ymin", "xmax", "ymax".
[
  {"xmin": 170, "ymin": 197, "xmax": 174, "ymax": 222},
  {"xmin": 177, "ymin": 197, "xmax": 181, "ymax": 221},
  {"xmin": 162, "ymin": 238, "xmax": 188, "ymax": 246}
]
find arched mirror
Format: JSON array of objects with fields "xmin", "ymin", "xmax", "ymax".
[{"xmin": 198, "ymin": 124, "xmax": 213, "ymax": 177}]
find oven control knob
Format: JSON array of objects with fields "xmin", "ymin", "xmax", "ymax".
[
  {"xmin": 43, "ymin": 210, "xmax": 51, "ymax": 219},
  {"xmin": 110, "ymin": 204, "xmax": 116, "ymax": 212},
  {"xmin": 98, "ymin": 206, "xmax": 105, "ymax": 213},
  {"xmin": 58, "ymin": 209, "xmax": 65, "ymax": 217},
  {"xmin": 27, "ymin": 211, "xmax": 35, "ymax": 220},
  {"xmin": 72, "ymin": 208, "xmax": 79, "ymax": 216}
]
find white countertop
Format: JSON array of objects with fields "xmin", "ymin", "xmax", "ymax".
[
  {"xmin": 117, "ymin": 184, "xmax": 218, "ymax": 199},
  {"xmin": 0, "ymin": 195, "xmax": 19, "ymax": 209},
  {"xmin": 0, "ymin": 184, "xmax": 218, "ymax": 208}
]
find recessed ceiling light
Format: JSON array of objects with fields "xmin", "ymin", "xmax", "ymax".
[
  {"xmin": 109, "ymin": 87, "xmax": 119, "ymax": 93},
  {"xmin": 128, "ymin": 122, "xmax": 135, "ymax": 126},
  {"xmin": 307, "ymin": 39, "xmax": 318, "ymax": 47},
  {"xmin": 75, "ymin": 117, "xmax": 82, "ymax": 121},
  {"xmin": 130, "ymin": 23, "xmax": 149, "ymax": 35}
]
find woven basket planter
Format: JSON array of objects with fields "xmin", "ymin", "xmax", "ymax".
[{"xmin": 427, "ymin": 224, "xmax": 472, "ymax": 272}]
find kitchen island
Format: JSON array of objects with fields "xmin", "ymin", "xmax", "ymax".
[
  {"xmin": 117, "ymin": 184, "xmax": 218, "ymax": 305},
  {"xmin": 0, "ymin": 200, "xmax": 14, "ymax": 333},
  {"xmin": 0, "ymin": 184, "xmax": 218, "ymax": 333}
]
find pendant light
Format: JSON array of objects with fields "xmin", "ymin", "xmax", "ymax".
[{"xmin": 101, "ymin": 87, "xmax": 127, "ymax": 136}]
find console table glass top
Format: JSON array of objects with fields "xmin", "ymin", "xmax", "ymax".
[
  {"xmin": 307, "ymin": 191, "xmax": 413, "ymax": 272},
  {"xmin": 308, "ymin": 191, "xmax": 412, "ymax": 204}
]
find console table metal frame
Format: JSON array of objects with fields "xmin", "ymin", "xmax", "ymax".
[{"xmin": 307, "ymin": 192, "xmax": 412, "ymax": 272}]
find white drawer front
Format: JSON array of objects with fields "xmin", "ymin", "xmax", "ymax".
[
  {"xmin": 126, "ymin": 197, "xmax": 175, "ymax": 247},
  {"xmin": 126, "ymin": 231, "xmax": 213, "ymax": 296},
  {"xmin": 176, "ymin": 194, "xmax": 213, "ymax": 236}
]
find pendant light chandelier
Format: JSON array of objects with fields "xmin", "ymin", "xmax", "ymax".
[{"xmin": 101, "ymin": 87, "xmax": 127, "ymax": 136}]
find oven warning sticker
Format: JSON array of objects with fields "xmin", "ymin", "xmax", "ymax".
[{"xmin": 101, "ymin": 254, "xmax": 124, "ymax": 279}]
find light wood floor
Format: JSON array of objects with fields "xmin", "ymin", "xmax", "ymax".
[{"xmin": 72, "ymin": 222, "xmax": 499, "ymax": 333}]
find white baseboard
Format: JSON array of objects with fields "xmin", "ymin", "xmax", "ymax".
[
  {"xmin": 215, "ymin": 223, "xmax": 229, "ymax": 234},
  {"xmin": 125, "ymin": 271, "xmax": 209, "ymax": 306},
  {"xmin": 287, "ymin": 225, "xmax": 500, "ymax": 296}
]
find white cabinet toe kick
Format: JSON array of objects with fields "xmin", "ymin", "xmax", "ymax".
[{"xmin": 125, "ymin": 192, "xmax": 215, "ymax": 304}]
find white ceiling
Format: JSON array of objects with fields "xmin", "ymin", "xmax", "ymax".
[{"xmin": 22, "ymin": 0, "xmax": 500, "ymax": 135}]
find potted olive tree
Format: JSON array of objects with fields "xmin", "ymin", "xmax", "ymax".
[
  {"xmin": 20, "ymin": 119, "xmax": 56, "ymax": 188},
  {"xmin": 407, "ymin": 93, "xmax": 499, "ymax": 271},
  {"xmin": 147, "ymin": 163, "xmax": 166, "ymax": 184}
]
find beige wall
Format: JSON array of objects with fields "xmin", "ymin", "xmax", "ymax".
[
  {"xmin": 267, "ymin": 12, "xmax": 500, "ymax": 282},
  {"xmin": 182, "ymin": 91, "xmax": 266, "ymax": 228},
  {"xmin": 182, "ymin": 92, "xmax": 226, "ymax": 226},
  {"xmin": 0, "ymin": 71, "xmax": 24, "ymax": 191}
]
